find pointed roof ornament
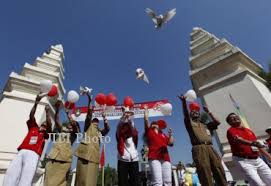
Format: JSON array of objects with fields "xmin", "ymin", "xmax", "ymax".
[
  {"xmin": 54, "ymin": 44, "xmax": 63, "ymax": 52},
  {"xmin": 192, "ymin": 27, "xmax": 201, "ymax": 31}
]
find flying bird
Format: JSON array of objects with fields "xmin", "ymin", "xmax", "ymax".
[
  {"xmin": 145, "ymin": 8, "xmax": 176, "ymax": 29},
  {"xmin": 79, "ymin": 86, "xmax": 92, "ymax": 95},
  {"xmin": 136, "ymin": 68, "xmax": 149, "ymax": 84}
]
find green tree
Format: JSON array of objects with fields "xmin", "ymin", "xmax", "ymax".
[{"xmin": 97, "ymin": 164, "xmax": 118, "ymax": 186}]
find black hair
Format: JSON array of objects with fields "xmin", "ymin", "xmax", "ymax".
[
  {"xmin": 92, "ymin": 118, "xmax": 99, "ymax": 123},
  {"xmin": 226, "ymin": 113, "xmax": 237, "ymax": 124}
]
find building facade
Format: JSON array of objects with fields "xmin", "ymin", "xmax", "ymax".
[
  {"xmin": 189, "ymin": 27, "xmax": 271, "ymax": 179},
  {"xmin": 0, "ymin": 45, "xmax": 66, "ymax": 184}
]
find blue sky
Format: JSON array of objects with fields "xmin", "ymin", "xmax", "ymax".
[{"xmin": 1, "ymin": 0, "xmax": 271, "ymax": 168}]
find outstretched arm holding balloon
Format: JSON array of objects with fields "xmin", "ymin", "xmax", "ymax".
[
  {"xmin": 84, "ymin": 92, "xmax": 93, "ymax": 132},
  {"xmin": 66, "ymin": 109, "xmax": 80, "ymax": 134},
  {"xmin": 54, "ymin": 100, "xmax": 62, "ymax": 132},
  {"xmin": 29, "ymin": 94, "xmax": 44, "ymax": 122},
  {"xmin": 178, "ymin": 95, "xmax": 192, "ymax": 130},
  {"xmin": 45, "ymin": 104, "xmax": 52, "ymax": 133}
]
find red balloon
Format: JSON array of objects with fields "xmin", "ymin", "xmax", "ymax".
[
  {"xmin": 48, "ymin": 85, "xmax": 58, "ymax": 97},
  {"xmin": 123, "ymin": 96, "xmax": 134, "ymax": 108},
  {"xmin": 95, "ymin": 93, "xmax": 107, "ymax": 105},
  {"xmin": 65, "ymin": 101, "xmax": 75, "ymax": 110},
  {"xmin": 106, "ymin": 93, "xmax": 117, "ymax": 106}
]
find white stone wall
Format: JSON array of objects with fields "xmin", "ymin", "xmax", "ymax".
[{"xmin": 0, "ymin": 45, "xmax": 65, "ymax": 186}]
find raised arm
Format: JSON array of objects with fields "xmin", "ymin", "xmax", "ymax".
[
  {"xmin": 168, "ymin": 128, "xmax": 174, "ymax": 146},
  {"xmin": 144, "ymin": 105, "xmax": 150, "ymax": 131},
  {"xmin": 84, "ymin": 93, "xmax": 93, "ymax": 132},
  {"xmin": 203, "ymin": 106, "xmax": 221, "ymax": 131},
  {"xmin": 29, "ymin": 94, "xmax": 43, "ymax": 122},
  {"xmin": 100, "ymin": 113, "xmax": 110, "ymax": 136},
  {"xmin": 68, "ymin": 109, "xmax": 80, "ymax": 134},
  {"xmin": 45, "ymin": 105, "xmax": 52, "ymax": 133},
  {"xmin": 204, "ymin": 106, "xmax": 220, "ymax": 125},
  {"xmin": 53, "ymin": 100, "xmax": 62, "ymax": 132},
  {"xmin": 178, "ymin": 95, "xmax": 191, "ymax": 127},
  {"xmin": 178, "ymin": 95, "xmax": 190, "ymax": 119}
]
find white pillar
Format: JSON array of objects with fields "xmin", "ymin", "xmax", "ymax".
[
  {"xmin": 189, "ymin": 28, "xmax": 271, "ymax": 180},
  {"xmin": 0, "ymin": 45, "xmax": 66, "ymax": 185}
]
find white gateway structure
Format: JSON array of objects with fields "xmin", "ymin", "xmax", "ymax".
[
  {"xmin": 0, "ymin": 45, "xmax": 66, "ymax": 184},
  {"xmin": 189, "ymin": 27, "xmax": 271, "ymax": 179}
]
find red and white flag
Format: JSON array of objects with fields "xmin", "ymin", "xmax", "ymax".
[{"xmin": 71, "ymin": 99, "xmax": 172, "ymax": 121}]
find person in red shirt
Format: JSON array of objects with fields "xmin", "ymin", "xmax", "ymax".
[
  {"xmin": 3, "ymin": 93, "xmax": 52, "ymax": 186},
  {"xmin": 144, "ymin": 106, "xmax": 174, "ymax": 186},
  {"xmin": 226, "ymin": 113, "xmax": 271, "ymax": 186}
]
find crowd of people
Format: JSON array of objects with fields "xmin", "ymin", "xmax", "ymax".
[{"xmin": 3, "ymin": 91, "xmax": 271, "ymax": 186}]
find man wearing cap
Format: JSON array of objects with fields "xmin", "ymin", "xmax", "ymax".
[
  {"xmin": 44, "ymin": 100, "xmax": 80, "ymax": 186},
  {"xmin": 116, "ymin": 107, "xmax": 139, "ymax": 186},
  {"xmin": 179, "ymin": 95, "xmax": 227, "ymax": 186},
  {"xmin": 226, "ymin": 113, "xmax": 271, "ymax": 185},
  {"xmin": 74, "ymin": 92, "xmax": 110, "ymax": 186},
  {"xmin": 144, "ymin": 106, "xmax": 174, "ymax": 186},
  {"xmin": 3, "ymin": 93, "xmax": 52, "ymax": 186}
]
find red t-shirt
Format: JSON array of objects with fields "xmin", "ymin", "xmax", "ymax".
[
  {"xmin": 227, "ymin": 127, "xmax": 259, "ymax": 157},
  {"xmin": 17, "ymin": 119, "xmax": 49, "ymax": 156},
  {"xmin": 146, "ymin": 128, "xmax": 170, "ymax": 162}
]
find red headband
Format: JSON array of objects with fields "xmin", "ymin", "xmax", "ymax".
[
  {"xmin": 189, "ymin": 102, "xmax": 200, "ymax": 112},
  {"xmin": 157, "ymin": 120, "xmax": 167, "ymax": 129}
]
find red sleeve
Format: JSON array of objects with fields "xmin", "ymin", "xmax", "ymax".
[
  {"xmin": 246, "ymin": 128, "xmax": 257, "ymax": 140},
  {"xmin": 227, "ymin": 129, "xmax": 235, "ymax": 144},
  {"xmin": 26, "ymin": 118, "xmax": 38, "ymax": 130}
]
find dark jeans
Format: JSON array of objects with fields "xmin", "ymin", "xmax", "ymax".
[{"xmin": 118, "ymin": 160, "xmax": 139, "ymax": 186}]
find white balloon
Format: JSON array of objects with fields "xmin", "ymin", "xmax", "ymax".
[
  {"xmin": 160, "ymin": 103, "xmax": 172, "ymax": 115},
  {"xmin": 67, "ymin": 90, "xmax": 80, "ymax": 103},
  {"xmin": 40, "ymin": 80, "xmax": 53, "ymax": 93},
  {"xmin": 185, "ymin": 90, "xmax": 197, "ymax": 102}
]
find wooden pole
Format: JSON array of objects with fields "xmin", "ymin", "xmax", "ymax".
[{"xmin": 102, "ymin": 144, "xmax": 105, "ymax": 186}]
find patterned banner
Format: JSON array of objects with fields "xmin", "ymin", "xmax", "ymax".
[{"xmin": 71, "ymin": 100, "xmax": 171, "ymax": 121}]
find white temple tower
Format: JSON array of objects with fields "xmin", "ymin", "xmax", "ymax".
[
  {"xmin": 189, "ymin": 27, "xmax": 271, "ymax": 179},
  {"xmin": 0, "ymin": 45, "xmax": 66, "ymax": 183}
]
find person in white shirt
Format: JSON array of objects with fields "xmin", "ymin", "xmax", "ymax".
[{"xmin": 116, "ymin": 107, "xmax": 139, "ymax": 186}]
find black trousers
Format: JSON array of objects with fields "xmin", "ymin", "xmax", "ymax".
[{"xmin": 118, "ymin": 160, "xmax": 139, "ymax": 186}]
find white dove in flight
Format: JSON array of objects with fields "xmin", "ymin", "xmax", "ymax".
[
  {"xmin": 136, "ymin": 68, "xmax": 149, "ymax": 84},
  {"xmin": 146, "ymin": 8, "xmax": 176, "ymax": 29},
  {"xmin": 79, "ymin": 86, "xmax": 92, "ymax": 95}
]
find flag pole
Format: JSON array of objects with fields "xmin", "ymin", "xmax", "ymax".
[{"xmin": 102, "ymin": 144, "xmax": 105, "ymax": 186}]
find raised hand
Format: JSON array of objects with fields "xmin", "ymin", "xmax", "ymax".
[
  {"xmin": 36, "ymin": 94, "xmax": 43, "ymax": 102},
  {"xmin": 102, "ymin": 112, "xmax": 106, "ymax": 120},
  {"xmin": 203, "ymin": 106, "xmax": 210, "ymax": 114},
  {"xmin": 178, "ymin": 95, "xmax": 186, "ymax": 102},
  {"xmin": 168, "ymin": 128, "xmax": 173, "ymax": 135}
]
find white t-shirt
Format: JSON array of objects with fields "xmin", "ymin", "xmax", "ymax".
[{"xmin": 118, "ymin": 137, "xmax": 139, "ymax": 162}]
